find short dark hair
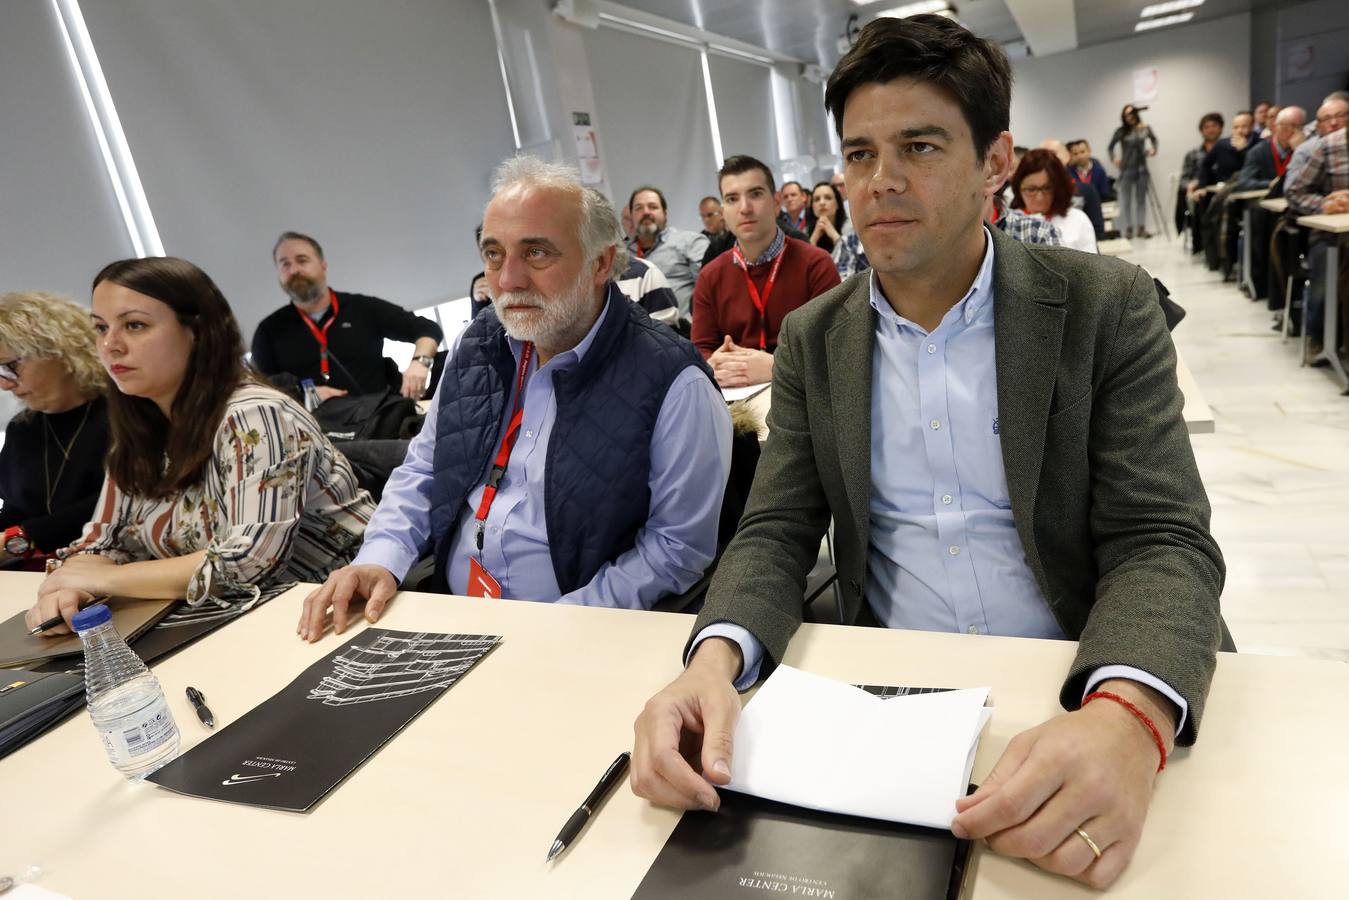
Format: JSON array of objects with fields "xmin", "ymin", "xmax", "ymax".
[
  {"xmin": 824, "ymin": 14, "xmax": 1011, "ymax": 163},
  {"xmin": 1235, "ymin": 110, "xmax": 1253, "ymax": 119},
  {"xmin": 1013, "ymin": 145, "xmax": 1028, "ymax": 155},
  {"xmin": 273, "ymin": 231, "xmax": 323, "ymax": 262},
  {"xmin": 698, "ymin": 195, "xmax": 722, "ymax": 207},
  {"xmin": 780, "ymin": 180, "xmax": 803, "ymax": 193},
  {"xmin": 718, "ymin": 155, "xmax": 777, "ymax": 194},
  {"xmin": 1199, "ymin": 112, "xmax": 1224, "ymax": 130},
  {"xmin": 1066, "ymin": 139, "xmax": 1089, "ymax": 151},
  {"xmin": 93, "ymin": 257, "xmax": 248, "ymax": 499},
  {"xmin": 628, "ymin": 185, "xmax": 667, "ymax": 212},
  {"xmin": 1010, "ymin": 148, "xmax": 1074, "ymax": 219}
]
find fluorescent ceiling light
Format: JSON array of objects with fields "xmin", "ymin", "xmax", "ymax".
[
  {"xmin": 1135, "ymin": 11, "xmax": 1194, "ymax": 30},
  {"xmin": 708, "ymin": 43, "xmax": 774, "ymax": 65},
  {"xmin": 596, "ymin": 12, "xmax": 701, "ymax": 46},
  {"xmin": 1140, "ymin": 0, "xmax": 1203, "ymax": 17},
  {"xmin": 875, "ymin": 1, "xmax": 950, "ymax": 18}
]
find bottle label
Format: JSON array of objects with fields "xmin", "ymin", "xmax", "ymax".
[{"xmin": 98, "ymin": 694, "xmax": 177, "ymax": 762}]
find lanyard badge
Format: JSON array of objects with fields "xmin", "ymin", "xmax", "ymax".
[
  {"xmin": 467, "ymin": 342, "xmax": 534, "ymax": 598},
  {"xmin": 730, "ymin": 242, "xmax": 788, "ymax": 351},
  {"xmin": 295, "ymin": 291, "xmax": 341, "ymax": 381}
]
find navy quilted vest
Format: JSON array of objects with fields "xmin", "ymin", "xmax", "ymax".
[{"xmin": 428, "ymin": 283, "xmax": 715, "ymax": 595}]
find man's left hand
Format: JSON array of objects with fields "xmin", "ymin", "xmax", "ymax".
[
  {"xmin": 1323, "ymin": 190, "xmax": 1349, "ymax": 215},
  {"xmin": 400, "ymin": 361, "xmax": 430, "ymax": 399},
  {"xmin": 951, "ymin": 680, "xmax": 1176, "ymax": 890},
  {"xmin": 711, "ymin": 348, "xmax": 774, "ymax": 388}
]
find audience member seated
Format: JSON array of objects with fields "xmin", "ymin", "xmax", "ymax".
[
  {"xmin": 1238, "ymin": 106, "xmax": 1305, "ymax": 190},
  {"xmin": 830, "ymin": 170, "xmax": 847, "ymax": 204},
  {"xmin": 1199, "ymin": 109, "xmax": 1257, "ymax": 188},
  {"xmin": 699, "ymin": 195, "xmax": 726, "ymax": 242},
  {"xmin": 805, "ymin": 181, "xmax": 850, "ymax": 256},
  {"xmin": 1108, "ymin": 104, "xmax": 1159, "ymax": 238},
  {"xmin": 1066, "ymin": 139, "xmax": 1112, "ymax": 200},
  {"xmin": 1181, "ymin": 112, "xmax": 1224, "ymax": 249},
  {"xmin": 631, "ymin": 16, "xmax": 1228, "ymax": 892},
  {"xmin": 1254, "ymin": 101, "xmax": 1272, "ymax": 140},
  {"xmin": 692, "ymin": 155, "xmax": 842, "ymax": 388},
  {"xmin": 470, "ymin": 271, "xmax": 491, "ymax": 319},
  {"xmin": 297, "ymin": 158, "xmax": 732, "ymax": 637},
  {"xmin": 1285, "ymin": 103, "xmax": 1349, "ymax": 364},
  {"xmin": 25, "ymin": 257, "xmax": 375, "ymax": 635},
  {"xmin": 988, "ymin": 193, "xmax": 1063, "ymax": 245},
  {"xmin": 628, "ymin": 186, "xmax": 709, "ymax": 320},
  {"xmin": 0, "ymin": 293, "xmax": 111, "ymax": 570},
  {"xmin": 251, "ymin": 232, "xmax": 443, "ymax": 400},
  {"xmin": 777, "ymin": 180, "xmax": 809, "ymax": 234},
  {"xmin": 611, "ymin": 242, "xmax": 680, "ymax": 325},
  {"xmin": 1042, "ymin": 139, "xmax": 1104, "ymax": 239},
  {"xmin": 1285, "ymin": 93, "xmax": 1349, "ymax": 190},
  {"xmin": 704, "ymin": 199, "xmax": 808, "ymax": 266},
  {"xmin": 1011, "ymin": 150, "xmax": 1097, "ymax": 253}
]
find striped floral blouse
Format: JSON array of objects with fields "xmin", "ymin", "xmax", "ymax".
[{"xmin": 60, "ymin": 382, "xmax": 376, "ymax": 608}]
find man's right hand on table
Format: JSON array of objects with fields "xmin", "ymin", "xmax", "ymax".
[
  {"xmin": 298, "ymin": 564, "xmax": 397, "ymax": 642},
  {"xmin": 631, "ymin": 637, "xmax": 743, "ymax": 811}
]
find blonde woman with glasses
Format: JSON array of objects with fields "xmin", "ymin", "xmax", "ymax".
[{"xmin": 0, "ymin": 292, "xmax": 111, "ymax": 569}]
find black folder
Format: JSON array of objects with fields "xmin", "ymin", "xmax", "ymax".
[{"xmin": 0, "ymin": 669, "xmax": 85, "ymax": 757}]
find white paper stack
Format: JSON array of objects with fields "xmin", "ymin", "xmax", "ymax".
[{"xmin": 725, "ymin": 665, "xmax": 991, "ymax": 830}]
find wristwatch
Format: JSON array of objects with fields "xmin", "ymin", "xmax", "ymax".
[
  {"xmin": 411, "ymin": 354, "xmax": 436, "ymax": 368},
  {"xmin": 3, "ymin": 525, "xmax": 34, "ymax": 558}
]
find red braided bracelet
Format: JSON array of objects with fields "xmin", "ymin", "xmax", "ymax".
[{"xmin": 1083, "ymin": 690, "xmax": 1168, "ymax": 772}]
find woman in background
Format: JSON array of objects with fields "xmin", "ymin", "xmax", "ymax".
[
  {"xmin": 26, "ymin": 257, "xmax": 375, "ymax": 635},
  {"xmin": 1108, "ymin": 104, "xmax": 1159, "ymax": 239},
  {"xmin": 0, "ymin": 292, "xmax": 110, "ymax": 568},
  {"xmin": 1011, "ymin": 149, "xmax": 1099, "ymax": 254},
  {"xmin": 805, "ymin": 181, "xmax": 849, "ymax": 256}
]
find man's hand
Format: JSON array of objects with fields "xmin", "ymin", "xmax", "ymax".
[
  {"xmin": 315, "ymin": 385, "xmax": 347, "ymax": 402},
  {"xmin": 400, "ymin": 360, "xmax": 430, "ymax": 400},
  {"xmin": 1323, "ymin": 190, "xmax": 1349, "ymax": 215},
  {"xmin": 1112, "ymin": 158, "xmax": 1123, "ymax": 170},
  {"xmin": 951, "ymin": 680, "xmax": 1176, "ymax": 889},
  {"xmin": 631, "ymin": 638, "xmax": 744, "ymax": 811},
  {"xmin": 710, "ymin": 336, "xmax": 774, "ymax": 388},
  {"xmin": 25, "ymin": 588, "xmax": 97, "ymax": 637},
  {"xmin": 297, "ymin": 564, "xmax": 398, "ymax": 642}
]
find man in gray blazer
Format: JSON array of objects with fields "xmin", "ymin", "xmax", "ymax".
[{"xmin": 631, "ymin": 15, "xmax": 1227, "ymax": 891}]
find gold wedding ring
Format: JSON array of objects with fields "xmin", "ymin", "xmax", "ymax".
[{"xmin": 1075, "ymin": 827, "xmax": 1103, "ymax": 860}]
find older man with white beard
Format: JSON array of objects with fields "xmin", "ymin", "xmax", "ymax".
[{"xmin": 298, "ymin": 157, "xmax": 732, "ymax": 637}]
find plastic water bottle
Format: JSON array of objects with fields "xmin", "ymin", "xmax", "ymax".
[
  {"xmin": 72, "ymin": 604, "xmax": 180, "ymax": 781},
  {"xmin": 300, "ymin": 378, "xmax": 322, "ymax": 412}
]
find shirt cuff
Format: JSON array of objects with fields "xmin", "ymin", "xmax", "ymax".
[
  {"xmin": 352, "ymin": 535, "xmax": 420, "ymax": 585},
  {"xmin": 1083, "ymin": 665, "xmax": 1189, "ymax": 738},
  {"xmin": 687, "ymin": 623, "xmax": 765, "ymax": 692}
]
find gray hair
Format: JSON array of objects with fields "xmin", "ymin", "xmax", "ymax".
[{"xmin": 487, "ymin": 156, "xmax": 625, "ymax": 279}]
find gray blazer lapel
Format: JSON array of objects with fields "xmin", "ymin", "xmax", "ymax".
[
  {"xmin": 992, "ymin": 227, "xmax": 1067, "ymax": 524},
  {"xmin": 825, "ymin": 276, "xmax": 876, "ymax": 548}
]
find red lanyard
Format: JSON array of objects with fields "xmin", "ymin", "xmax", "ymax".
[
  {"xmin": 473, "ymin": 342, "xmax": 534, "ymax": 551},
  {"xmin": 730, "ymin": 242, "xmax": 788, "ymax": 351},
  {"xmin": 1070, "ymin": 166, "xmax": 1089, "ymax": 185},
  {"xmin": 295, "ymin": 291, "xmax": 340, "ymax": 380},
  {"xmin": 1273, "ymin": 141, "xmax": 1292, "ymax": 178}
]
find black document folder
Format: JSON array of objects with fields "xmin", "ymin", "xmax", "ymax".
[
  {"xmin": 0, "ymin": 669, "xmax": 85, "ymax": 757},
  {"xmin": 633, "ymin": 789, "xmax": 971, "ymax": 900}
]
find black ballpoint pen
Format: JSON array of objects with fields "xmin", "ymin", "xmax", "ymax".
[
  {"xmin": 547, "ymin": 751, "xmax": 631, "ymax": 862},
  {"xmin": 185, "ymin": 686, "xmax": 215, "ymax": 729},
  {"xmin": 27, "ymin": 596, "xmax": 103, "ymax": 635}
]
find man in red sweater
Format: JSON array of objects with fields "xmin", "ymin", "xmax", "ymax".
[{"xmin": 692, "ymin": 155, "xmax": 842, "ymax": 387}]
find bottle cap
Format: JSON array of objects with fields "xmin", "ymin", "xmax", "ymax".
[{"xmin": 71, "ymin": 603, "xmax": 113, "ymax": 631}]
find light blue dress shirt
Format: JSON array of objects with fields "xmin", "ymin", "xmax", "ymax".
[
  {"xmin": 695, "ymin": 229, "xmax": 1187, "ymax": 732},
  {"xmin": 353, "ymin": 298, "xmax": 733, "ymax": 609}
]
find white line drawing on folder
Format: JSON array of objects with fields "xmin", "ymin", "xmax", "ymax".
[
  {"xmin": 305, "ymin": 632, "xmax": 498, "ymax": 707},
  {"xmin": 221, "ymin": 772, "xmax": 283, "ymax": 786}
]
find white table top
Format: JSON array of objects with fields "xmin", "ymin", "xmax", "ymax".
[
  {"xmin": 1259, "ymin": 198, "xmax": 1288, "ymax": 214},
  {"xmin": 3, "ymin": 574, "xmax": 1346, "ymax": 898},
  {"xmin": 1229, "ymin": 188, "xmax": 1270, "ymax": 202},
  {"xmin": 1296, "ymin": 212, "xmax": 1349, "ymax": 234}
]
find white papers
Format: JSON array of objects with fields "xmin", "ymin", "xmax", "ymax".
[
  {"xmin": 726, "ymin": 665, "xmax": 991, "ymax": 830},
  {"xmin": 720, "ymin": 384, "xmax": 769, "ymax": 403},
  {"xmin": 8, "ymin": 886, "xmax": 73, "ymax": 900}
]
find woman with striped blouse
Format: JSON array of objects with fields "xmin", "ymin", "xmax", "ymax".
[{"xmin": 25, "ymin": 256, "xmax": 376, "ymax": 636}]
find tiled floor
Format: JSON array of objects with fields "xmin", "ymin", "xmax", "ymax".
[{"xmin": 1124, "ymin": 235, "xmax": 1349, "ymax": 662}]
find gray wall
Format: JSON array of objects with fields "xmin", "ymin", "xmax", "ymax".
[
  {"xmin": 1273, "ymin": 0, "xmax": 1349, "ymax": 113},
  {"xmin": 78, "ymin": 0, "xmax": 518, "ymax": 338},
  {"xmin": 0, "ymin": 1, "xmax": 134, "ymax": 302},
  {"xmin": 1010, "ymin": 12, "xmax": 1252, "ymax": 224}
]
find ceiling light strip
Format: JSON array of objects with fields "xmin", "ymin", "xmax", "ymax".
[
  {"xmin": 700, "ymin": 50, "xmax": 725, "ymax": 168},
  {"xmin": 1135, "ymin": 11, "xmax": 1195, "ymax": 31},
  {"xmin": 1140, "ymin": 0, "xmax": 1203, "ymax": 19}
]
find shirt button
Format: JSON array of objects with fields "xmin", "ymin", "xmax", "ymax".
[
  {"xmin": 927, "ymin": 343, "xmax": 937, "ymax": 354},
  {"xmin": 948, "ymin": 545, "xmax": 960, "ymax": 556},
  {"xmin": 942, "ymin": 494, "xmax": 953, "ymax": 505},
  {"xmin": 930, "ymin": 419, "xmax": 941, "ymax": 430},
  {"xmin": 967, "ymin": 625, "xmax": 979, "ymax": 635},
  {"xmin": 524, "ymin": 430, "xmax": 534, "ymax": 439}
]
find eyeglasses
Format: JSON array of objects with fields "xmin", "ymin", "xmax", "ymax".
[
  {"xmin": 1020, "ymin": 186, "xmax": 1054, "ymax": 196},
  {"xmin": 1316, "ymin": 113, "xmax": 1348, "ymax": 124},
  {"xmin": 0, "ymin": 358, "xmax": 20, "ymax": 383}
]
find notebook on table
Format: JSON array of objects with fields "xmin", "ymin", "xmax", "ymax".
[{"xmin": 0, "ymin": 598, "xmax": 181, "ymax": 669}]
